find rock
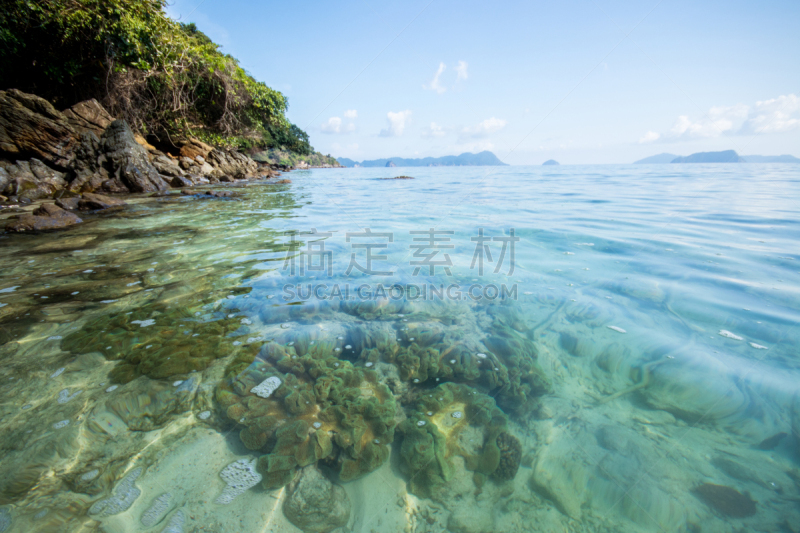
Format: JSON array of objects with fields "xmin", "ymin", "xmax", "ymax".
[
  {"xmin": 282, "ymin": 466, "xmax": 350, "ymax": 533},
  {"xmin": 1, "ymin": 159, "xmax": 67, "ymax": 200},
  {"xmin": 5, "ymin": 203, "xmax": 82, "ymax": 232},
  {"xmin": 206, "ymin": 149, "xmax": 257, "ymax": 178},
  {"xmin": 177, "ymin": 138, "xmax": 214, "ymax": 160},
  {"xmin": 218, "ymin": 174, "xmax": 234, "ymax": 183},
  {"xmin": 99, "ymin": 120, "xmax": 169, "ymax": 193},
  {"xmin": 55, "ymin": 196, "xmax": 81, "ymax": 210},
  {"xmin": 68, "ymin": 131, "xmax": 108, "ymax": 193},
  {"xmin": 0, "ymin": 167, "xmax": 9, "ymax": 194},
  {"xmin": 79, "ymin": 192, "xmax": 126, "ymax": 210},
  {"xmin": 62, "ymin": 99, "xmax": 114, "ymax": 137},
  {"xmin": 170, "ymin": 176, "xmax": 193, "ymax": 188},
  {"xmin": 134, "ymin": 133, "xmax": 156, "ymax": 151},
  {"xmin": 151, "ymin": 155, "xmax": 185, "ymax": 178},
  {"xmin": 0, "ymin": 89, "xmax": 78, "ymax": 168},
  {"xmin": 198, "ymin": 162, "xmax": 214, "ymax": 176}
]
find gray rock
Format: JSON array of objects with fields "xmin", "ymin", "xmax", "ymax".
[
  {"xmin": 2, "ymin": 159, "xmax": 66, "ymax": 200},
  {"xmin": 152, "ymin": 155, "xmax": 186, "ymax": 178},
  {"xmin": 68, "ymin": 131, "xmax": 108, "ymax": 193},
  {"xmin": 282, "ymin": 466, "xmax": 350, "ymax": 533},
  {"xmin": 100, "ymin": 120, "xmax": 169, "ymax": 193},
  {"xmin": 0, "ymin": 89, "xmax": 78, "ymax": 168},
  {"xmin": 5, "ymin": 203, "xmax": 82, "ymax": 232}
]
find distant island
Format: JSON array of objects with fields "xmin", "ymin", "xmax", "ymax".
[
  {"xmin": 542, "ymin": 159, "xmax": 559, "ymax": 166},
  {"xmin": 671, "ymin": 150, "xmax": 745, "ymax": 163},
  {"xmin": 633, "ymin": 153, "xmax": 678, "ymax": 164},
  {"xmin": 635, "ymin": 151, "xmax": 799, "ymax": 164},
  {"xmin": 337, "ymin": 151, "xmax": 507, "ymax": 168}
]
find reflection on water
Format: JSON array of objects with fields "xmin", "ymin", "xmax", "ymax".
[{"xmin": 0, "ymin": 165, "xmax": 798, "ymax": 532}]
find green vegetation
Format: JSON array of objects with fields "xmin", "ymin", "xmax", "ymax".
[{"xmin": 0, "ymin": 0, "xmax": 312, "ymax": 154}]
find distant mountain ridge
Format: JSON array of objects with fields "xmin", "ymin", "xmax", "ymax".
[
  {"xmin": 635, "ymin": 151, "xmax": 800, "ymax": 164},
  {"xmin": 336, "ymin": 151, "xmax": 507, "ymax": 167}
]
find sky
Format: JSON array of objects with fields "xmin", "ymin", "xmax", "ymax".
[{"xmin": 165, "ymin": 0, "xmax": 800, "ymax": 164}]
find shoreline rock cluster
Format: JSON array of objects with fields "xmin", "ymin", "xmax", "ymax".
[{"xmin": 0, "ymin": 89, "xmax": 280, "ymax": 231}]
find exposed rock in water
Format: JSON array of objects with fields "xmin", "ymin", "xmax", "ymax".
[
  {"xmin": 99, "ymin": 120, "xmax": 169, "ymax": 193},
  {"xmin": 691, "ymin": 483, "xmax": 756, "ymax": 518},
  {"xmin": 379, "ymin": 175, "xmax": 414, "ymax": 180},
  {"xmin": 62, "ymin": 99, "xmax": 114, "ymax": 137},
  {"xmin": 282, "ymin": 466, "xmax": 350, "ymax": 533},
  {"xmin": 55, "ymin": 196, "xmax": 81, "ymax": 210},
  {"xmin": 5, "ymin": 203, "xmax": 82, "ymax": 232},
  {"xmin": 78, "ymin": 192, "xmax": 127, "ymax": 211},
  {"xmin": 0, "ymin": 89, "xmax": 77, "ymax": 168}
]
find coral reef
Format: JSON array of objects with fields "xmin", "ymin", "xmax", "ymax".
[
  {"xmin": 282, "ymin": 466, "xmax": 351, "ymax": 533},
  {"xmin": 398, "ymin": 382, "xmax": 519, "ymax": 498},
  {"xmin": 216, "ymin": 342, "xmax": 397, "ymax": 489},
  {"xmin": 692, "ymin": 483, "xmax": 757, "ymax": 518},
  {"xmin": 60, "ymin": 307, "xmax": 247, "ymax": 383},
  {"xmin": 356, "ymin": 306, "xmax": 551, "ymax": 417}
]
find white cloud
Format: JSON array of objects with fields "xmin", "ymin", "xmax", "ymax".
[
  {"xmin": 424, "ymin": 63, "xmax": 447, "ymax": 94},
  {"xmin": 461, "ymin": 117, "xmax": 507, "ymax": 138},
  {"xmin": 639, "ymin": 131, "xmax": 660, "ymax": 144},
  {"xmin": 379, "ymin": 110, "xmax": 412, "ymax": 137},
  {"xmin": 740, "ymin": 94, "xmax": 799, "ymax": 134},
  {"xmin": 422, "ymin": 122, "xmax": 446, "ymax": 138},
  {"xmin": 647, "ymin": 94, "xmax": 799, "ymax": 143},
  {"xmin": 455, "ymin": 61, "xmax": 468, "ymax": 81},
  {"xmin": 669, "ymin": 103, "xmax": 749, "ymax": 139},
  {"xmin": 344, "ymin": 109, "xmax": 358, "ymax": 119},
  {"xmin": 321, "ymin": 116, "xmax": 355, "ymax": 134}
]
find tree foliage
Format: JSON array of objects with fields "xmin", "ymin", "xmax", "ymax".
[{"xmin": 0, "ymin": 0, "xmax": 312, "ymax": 153}]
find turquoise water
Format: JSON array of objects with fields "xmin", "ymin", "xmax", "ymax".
[{"xmin": 0, "ymin": 164, "xmax": 798, "ymax": 532}]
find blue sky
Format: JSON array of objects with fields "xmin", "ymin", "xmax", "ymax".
[{"xmin": 165, "ymin": 0, "xmax": 800, "ymax": 164}]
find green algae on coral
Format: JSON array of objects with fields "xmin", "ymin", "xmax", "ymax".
[
  {"xmin": 216, "ymin": 342, "xmax": 396, "ymax": 489},
  {"xmin": 398, "ymin": 382, "xmax": 520, "ymax": 498}
]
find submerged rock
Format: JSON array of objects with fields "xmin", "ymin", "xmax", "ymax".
[
  {"xmin": 692, "ymin": 483, "xmax": 756, "ymax": 518},
  {"xmin": 5, "ymin": 203, "xmax": 82, "ymax": 232},
  {"xmin": 282, "ymin": 466, "xmax": 350, "ymax": 533}
]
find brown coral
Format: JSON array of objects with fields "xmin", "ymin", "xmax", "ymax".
[{"xmin": 493, "ymin": 431, "xmax": 522, "ymax": 481}]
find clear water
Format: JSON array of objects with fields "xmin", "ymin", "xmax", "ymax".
[{"xmin": 0, "ymin": 164, "xmax": 798, "ymax": 532}]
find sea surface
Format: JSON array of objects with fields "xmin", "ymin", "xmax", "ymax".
[{"xmin": 0, "ymin": 164, "xmax": 798, "ymax": 532}]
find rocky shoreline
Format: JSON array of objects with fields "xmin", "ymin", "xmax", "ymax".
[{"xmin": 0, "ymin": 89, "xmax": 289, "ymax": 232}]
